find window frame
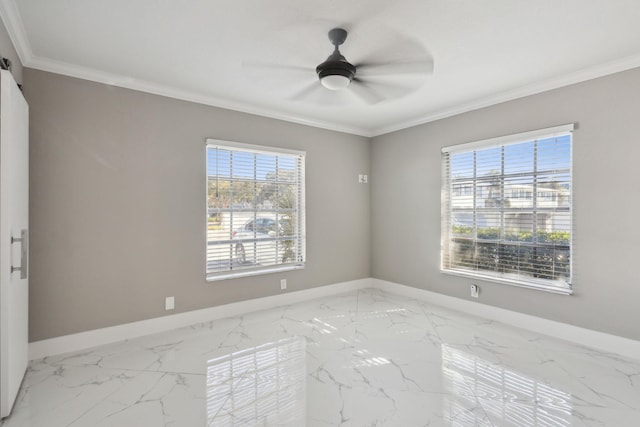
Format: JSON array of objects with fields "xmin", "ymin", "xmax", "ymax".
[
  {"xmin": 440, "ymin": 124, "xmax": 574, "ymax": 295},
  {"xmin": 205, "ymin": 139, "xmax": 306, "ymax": 281}
]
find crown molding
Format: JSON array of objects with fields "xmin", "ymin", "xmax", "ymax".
[
  {"xmin": 27, "ymin": 49, "xmax": 640, "ymax": 139},
  {"xmin": 25, "ymin": 55, "xmax": 373, "ymax": 137},
  {"xmin": 371, "ymin": 52, "xmax": 640, "ymax": 137},
  {"xmin": 2, "ymin": 0, "xmax": 640, "ymax": 139},
  {"xmin": 0, "ymin": 0, "xmax": 32, "ymax": 64}
]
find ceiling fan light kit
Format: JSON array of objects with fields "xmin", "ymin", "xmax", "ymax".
[{"xmin": 319, "ymin": 74, "xmax": 352, "ymax": 90}]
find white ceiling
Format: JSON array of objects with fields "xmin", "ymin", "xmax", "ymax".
[{"xmin": 2, "ymin": 0, "xmax": 640, "ymax": 137}]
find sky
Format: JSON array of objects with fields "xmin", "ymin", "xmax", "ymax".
[{"xmin": 450, "ymin": 135, "xmax": 571, "ymax": 179}]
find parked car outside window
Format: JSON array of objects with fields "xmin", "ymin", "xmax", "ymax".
[{"xmin": 232, "ymin": 217, "xmax": 290, "ymax": 265}]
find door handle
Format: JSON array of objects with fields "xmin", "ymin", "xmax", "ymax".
[{"xmin": 10, "ymin": 229, "xmax": 28, "ymax": 280}]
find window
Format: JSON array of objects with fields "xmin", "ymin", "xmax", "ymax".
[
  {"xmin": 441, "ymin": 124, "xmax": 573, "ymax": 294},
  {"xmin": 206, "ymin": 139, "xmax": 305, "ymax": 280}
]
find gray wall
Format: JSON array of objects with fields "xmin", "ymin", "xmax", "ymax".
[
  {"xmin": 24, "ymin": 69, "xmax": 371, "ymax": 341},
  {"xmin": 371, "ymin": 67, "xmax": 640, "ymax": 341}
]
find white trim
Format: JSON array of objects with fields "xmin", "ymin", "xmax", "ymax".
[
  {"xmin": 206, "ymin": 264, "xmax": 305, "ymax": 282},
  {"xmin": 440, "ymin": 269, "xmax": 572, "ymax": 295},
  {"xmin": 206, "ymin": 138, "xmax": 306, "ymax": 157},
  {"xmin": 442, "ymin": 123, "xmax": 574, "ymax": 153},
  {"xmin": 372, "ymin": 279, "xmax": 640, "ymax": 361},
  {"xmin": 28, "ymin": 56, "xmax": 374, "ymax": 137},
  {"xmin": 28, "ymin": 278, "xmax": 372, "ymax": 360},
  {"xmin": 371, "ymin": 53, "xmax": 640, "ymax": 136},
  {"xmin": 0, "ymin": 0, "xmax": 32, "ymax": 65}
]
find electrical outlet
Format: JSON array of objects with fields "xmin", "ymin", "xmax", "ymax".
[
  {"xmin": 470, "ymin": 284, "xmax": 479, "ymax": 298},
  {"xmin": 165, "ymin": 296, "xmax": 175, "ymax": 310},
  {"xmin": 358, "ymin": 174, "xmax": 368, "ymax": 184},
  {"xmin": 280, "ymin": 279, "xmax": 287, "ymax": 290}
]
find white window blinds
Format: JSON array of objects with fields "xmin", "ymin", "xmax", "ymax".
[
  {"xmin": 206, "ymin": 139, "xmax": 305, "ymax": 280},
  {"xmin": 441, "ymin": 125, "xmax": 573, "ymax": 294}
]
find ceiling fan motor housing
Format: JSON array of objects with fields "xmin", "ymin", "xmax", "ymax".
[{"xmin": 316, "ymin": 52, "xmax": 356, "ymax": 82}]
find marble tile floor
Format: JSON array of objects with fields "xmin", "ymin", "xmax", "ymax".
[{"xmin": 3, "ymin": 288, "xmax": 640, "ymax": 426}]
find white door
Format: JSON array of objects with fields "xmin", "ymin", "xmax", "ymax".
[{"xmin": 0, "ymin": 69, "xmax": 29, "ymax": 418}]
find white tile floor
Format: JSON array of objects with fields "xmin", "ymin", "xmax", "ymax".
[{"xmin": 3, "ymin": 288, "xmax": 640, "ymax": 426}]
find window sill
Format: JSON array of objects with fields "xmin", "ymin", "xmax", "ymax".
[
  {"xmin": 440, "ymin": 268, "xmax": 573, "ymax": 295},
  {"xmin": 207, "ymin": 264, "xmax": 305, "ymax": 282}
]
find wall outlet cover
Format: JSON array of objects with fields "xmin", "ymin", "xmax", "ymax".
[{"xmin": 470, "ymin": 285, "xmax": 479, "ymax": 298}]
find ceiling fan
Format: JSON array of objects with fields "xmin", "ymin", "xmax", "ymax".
[
  {"xmin": 245, "ymin": 27, "xmax": 433, "ymax": 105},
  {"xmin": 316, "ymin": 28, "xmax": 359, "ymax": 90}
]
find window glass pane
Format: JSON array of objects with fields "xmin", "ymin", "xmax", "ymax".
[
  {"xmin": 209, "ymin": 179, "xmax": 232, "ymax": 210},
  {"xmin": 228, "ymin": 181, "xmax": 254, "ymax": 209},
  {"xmin": 452, "ymin": 212, "xmax": 473, "ymax": 236},
  {"xmin": 277, "ymin": 156, "xmax": 298, "ymax": 182},
  {"xmin": 476, "ymin": 178, "xmax": 503, "ymax": 208},
  {"xmin": 504, "ymin": 175, "xmax": 534, "ymax": 208},
  {"xmin": 277, "ymin": 183, "xmax": 297, "ymax": 212},
  {"xmin": 256, "ymin": 154, "xmax": 277, "ymax": 181},
  {"xmin": 477, "ymin": 242, "xmax": 499, "ymax": 271},
  {"xmin": 207, "ymin": 243, "xmax": 233, "ymax": 273},
  {"xmin": 256, "ymin": 181, "xmax": 277, "ymax": 210},
  {"xmin": 208, "ymin": 149, "xmax": 231, "ymax": 178},
  {"xmin": 476, "ymin": 147, "xmax": 501, "ymax": 177},
  {"xmin": 451, "ymin": 238, "xmax": 475, "ymax": 269},
  {"xmin": 451, "ymin": 182, "xmax": 474, "ymax": 209},
  {"xmin": 504, "ymin": 213, "xmax": 533, "ymax": 242},
  {"xmin": 450, "ymin": 151, "xmax": 474, "ymax": 179},
  {"xmin": 537, "ymin": 135, "xmax": 571, "ymax": 171},
  {"xmin": 537, "ymin": 212, "xmax": 570, "ymax": 245},
  {"xmin": 504, "ymin": 141, "xmax": 533, "ymax": 175},
  {"xmin": 499, "ymin": 244, "xmax": 522, "ymax": 275},
  {"xmin": 537, "ymin": 173, "xmax": 571, "ymax": 207},
  {"xmin": 231, "ymin": 151, "xmax": 256, "ymax": 179},
  {"xmin": 477, "ymin": 212, "xmax": 500, "ymax": 240}
]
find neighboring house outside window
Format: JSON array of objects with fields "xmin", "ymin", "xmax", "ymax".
[
  {"xmin": 441, "ymin": 125, "xmax": 573, "ymax": 294},
  {"xmin": 206, "ymin": 139, "xmax": 305, "ymax": 281}
]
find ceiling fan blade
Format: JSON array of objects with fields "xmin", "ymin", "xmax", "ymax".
[
  {"xmin": 352, "ymin": 77, "xmax": 416, "ymax": 101},
  {"xmin": 355, "ymin": 58, "xmax": 434, "ymax": 77},
  {"xmin": 242, "ymin": 61, "xmax": 314, "ymax": 74},
  {"xmin": 288, "ymin": 81, "xmax": 325, "ymax": 102},
  {"xmin": 350, "ymin": 78, "xmax": 385, "ymax": 104}
]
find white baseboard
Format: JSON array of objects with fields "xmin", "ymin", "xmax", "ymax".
[
  {"xmin": 30, "ymin": 277, "xmax": 640, "ymax": 362},
  {"xmin": 28, "ymin": 278, "xmax": 373, "ymax": 360},
  {"xmin": 372, "ymin": 278, "xmax": 640, "ymax": 361}
]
